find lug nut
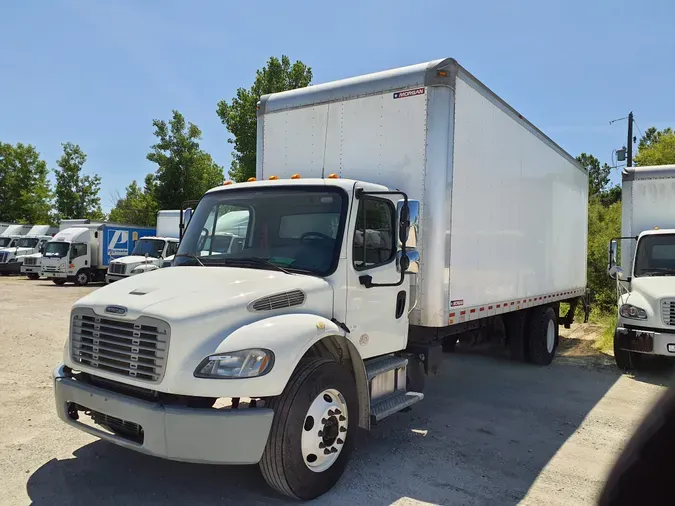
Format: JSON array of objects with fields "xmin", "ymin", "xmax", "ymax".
[
  {"xmin": 324, "ymin": 448, "xmax": 331, "ymax": 455},
  {"xmin": 327, "ymin": 410, "xmax": 334, "ymax": 416},
  {"xmin": 337, "ymin": 438, "xmax": 344, "ymax": 445},
  {"xmin": 339, "ymin": 415, "xmax": 346, "ymax": 421},
  {"xmin": 319, "ymin": 442, "xmax": 325, "ymax": 449},
  {"xmin": 339, "ymin": 426, "xmax": 346, "ymax": 433},
  {"xmin": 321, "ymin": 418, "xmax": 327, "ymax": 424},
  {"xmin": 334, "ymin": 409, "xmax": 341, "ymax": 415},
  {"xmin": 318, "ymin": 430, "xmax": 324, "ymax": 437},
  {"xmin": 330, "ymin": 447, "xmax": 338, "ymax": 453}
]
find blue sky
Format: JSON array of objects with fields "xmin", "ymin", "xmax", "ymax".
[{"xmin": 1, "ymin": 0, "xmax": 673, "ymax": 212}]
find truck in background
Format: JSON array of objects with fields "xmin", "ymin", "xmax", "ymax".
[
  {"xmin": 41, "ymin": 221, "xmax": 155, "ymax": 285},
  {"xmin": 106, "ymin": 210, "xmax": 180, "ymax": 283},
  {"xmin": 608, "ymin": 164, "xmax": 675, "ymax": 370},
  {"xmin": 0, "ymin": 225, "xmax": 56, "ymax": 276},
  {"xmin": 0, "ymin": 224, "xmax": 32, "ymax": 250},
  {"xmin": 53, "ymin": 58, "xmax": 588, "ymax": 499}
]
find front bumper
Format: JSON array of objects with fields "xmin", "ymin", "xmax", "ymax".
[
  {"xmin": 616, "ymin": 326, "xmax": 675, "ymax": 356},
  {"xmin": 105, "ymin": 273, "xmax": 128, "ymax": 283},
  {"xmin": 53, "ymin": 364, "xmax": 274, "ymax": 464},
  {"xmin": 21, "ymin": 265, "xmax": 40, "ymax": 275},
  {"xmin": 42, "ymin": 271, "xmax": 67, "ymax": 279},
  {"xmin": 0, "ymin": 262, "xmax": 21, "ymax": 275}
]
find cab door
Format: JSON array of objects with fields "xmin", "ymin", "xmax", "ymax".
[{"xmin": 344, "ymin": 187, "xmax": 409, "ymax": 359}]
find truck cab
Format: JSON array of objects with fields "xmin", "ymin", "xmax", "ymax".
[
  {"xmin": 41, "ymin": 227, "xmax": 97, "ymax": 286},
  {"xmin": 106, "ymin": 236, "xmax": 179, "ymax": 283},
  {"xmin": 0, "ymin": 235, "xmax": 52, "ymax": 276}
]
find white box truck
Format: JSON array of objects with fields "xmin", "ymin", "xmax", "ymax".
[
  {"xmin": 52, "ymin": 58, "xmax": 588, "ymax": 499},
  {"xmin": 41, "ymin": 221, "xmax": 155, "ymax": 285},
  {"xmin": 106, "ymin": 210, "xmax": 180, "ymax": 283},
  {"xmin": 0, "ymin": 224, "xmax": 57, "ymax": 277},
  {"xmin": 609, "ymin": 164, "xmax": 675, "ymax": 369},
  {"xmin": 0, "ymin": 224, "xmax": 32, "ymax": 249}
]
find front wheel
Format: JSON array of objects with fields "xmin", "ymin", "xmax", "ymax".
[
  {"xmin": 75, "ymin": 270, "xmax": 90, "ymax": 286},
  {"xmin": 527, "ymin": 306, "xmax": 558, "ymax": 365},
  {"xmin": 27, "ymin": 273, "xmax": 40, "ymax": 280},
  {"xmin": 614, "ymin": 333, "xmax": 643, "ymax": 371},
  {"xmin": 52, "ymin": 279, "xmax": 66, "ymax": 286},
  {"xmin": 260, "ymin": 357, "xmax": 357, "ymax": 500}
]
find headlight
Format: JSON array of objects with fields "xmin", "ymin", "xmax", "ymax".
[
  {"xmin": 619, "ymin": 304, "xmax": 648, "ymax": 319},
  {"xmin": 131, "ymin": 266, "xmax": 143, "ymax": 274},
  {"xmin": 194, "ymin": 349, "xmax": 274, "ymax": 379}
]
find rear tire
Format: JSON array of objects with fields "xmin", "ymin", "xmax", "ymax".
[
  {"xmin": 52, "ymin": 279, "xmax": 66, "ymax": 286},
  {"xmin": 75, "ymin": 270, "xmax": 90, "ymax": 286},
  {"xmin": 527, "ymin": 306, "xmax": 558, "ymax": 365},
  {"xmin": 260, "ymin": 357, "xmax": 357, "ymax": 500},
  {"xmin": 27, "ymin": 273, "xmax": 39, "ymax": 280}
]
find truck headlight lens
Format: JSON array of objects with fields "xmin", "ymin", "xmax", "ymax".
[
  {"xmin": 619, "ymin": 304, "xmax": 647, "ymax": 319},
  {"xmin": 194, "ymin": 349, "xmax": 274, "ymax": 378}
]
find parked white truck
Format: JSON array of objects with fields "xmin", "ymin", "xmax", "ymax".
[
  {"xmin": 0, "ymin": 225, "xmax": 57, "ymax": 276},
  {"xmin": 609, "ymin": 164, "xmax": 675, "ymax": 370},
  {"xmin": 106, "ymin": 210, "xmax": 180, "ymax": 283},
  {"xmin": 0, "ymin": 224, "xmax": 32, "ymax": 250},
  {"xmin": 53, "ymin": 59, "xmax": 588, "ymax": 499},
  {"xmin": 41, "ymin": 221, "xmax": 155, "ymax": 286}
]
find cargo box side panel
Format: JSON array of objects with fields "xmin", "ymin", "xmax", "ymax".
[{"xmin": 449, "ymin": 76, "xmax": 587, "ymax": 312}]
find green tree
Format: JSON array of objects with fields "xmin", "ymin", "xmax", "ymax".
[
  {"xmin": 216, "ymin": 55, "xmax": 313, "ymax": 181},
  {"xmin": 0, "ymin": 142, "xmax": 53, "ymax": 224},
  {"xmin": 54, "ymin": 142, "xmax": 104, "ymax": 220},
  {"xmin": 576, "ymin": 153, "xmax": 611, "ymax": 197},
  {"xmin": 147, "ymin": 110, "xmax": 224, "ymax": 209},
  {"xmin": 587, "ymin": 199, "xmax": 622, "ymax": 312},
  {"xmin": 634, "ymin": 128, "xmax": 675, "ymax": 166},
  {"xmin": 108, "ymin": 174, "xmax": 159, "ymax": 226}
]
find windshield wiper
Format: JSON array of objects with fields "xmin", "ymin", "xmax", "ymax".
[
  {"xmin": 174, "ymin": 253, "xmax": 205, "ymax": 266},
  {"xmin": 222, "ymin": 257, "xmax": 293, "ymax": 275}
]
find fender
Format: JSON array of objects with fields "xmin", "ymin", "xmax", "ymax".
[{"xmin": 214, "ymin": 313, "xmax": 366, "ymax": 400}]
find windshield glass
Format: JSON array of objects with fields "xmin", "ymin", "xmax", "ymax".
[
  {"xmin": 634, "ymin": 234, "xmax": 675, "ymax": 277},
  {"xmin": 16, "ymin": 238, "xmax": 39, "ymax": 248},
  {"xmin": 0, "ymin": 237, "xmax": 13, "ymax": 248},
  {"xmin": 132, "ymin": 239, "xmax": 166, "ymax": 258},
  {"xmin": 43, "ymin": 242, "xmax": 70, "ymax": 258},
  {"xmin": 175, "ymin": 186, "xmax": 347, "ymax": 276}
]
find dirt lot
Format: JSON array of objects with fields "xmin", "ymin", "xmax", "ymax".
[{"xmin": 0, "ymin": 276, "xmax": 672, "ymax": 505}]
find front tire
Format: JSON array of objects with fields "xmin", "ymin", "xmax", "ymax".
[
  {"xmin": 27, "ymin": 273, "xmax": 39, "ymax": 280},
  {"xmin": 52, "ymin": 279, "xmax": 66, "ymax": 286},
  {"xmin": 260, "ymin": 357, "xmax": 358, "ymax": 500},
  {"xmin": 614, "ymin": 332, "xmax": 643, "ymax": 371},
  {"xmin": 75, "ymin": 270, "xmax": 90, "ymax": 286},
  {"xmin": 527, "ymin": 306, "xmax": 558, "ymax": 365}
]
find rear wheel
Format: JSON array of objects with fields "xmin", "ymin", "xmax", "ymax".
[
  {"xmin": 260, "ymin": 357, "xmax": 357, "ymax": 500},
  {"xmin": 75, "ymin": 270, "xmax": 90, "ymax": 286},
  {"xmin": 27, "ymin": 273, "xmax": 39, "ymax": 280},
  {"xmin": 527, "ymin": 306, "xmax": 558, "ymax": 365},
  {"xmin": 52, "ymin": 279, "xmax": 66, "ymax": 286}
]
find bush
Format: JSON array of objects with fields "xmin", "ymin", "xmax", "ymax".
[{"xmin": 586, "ymin": 198, "xmax": 621, "ymax": 313}]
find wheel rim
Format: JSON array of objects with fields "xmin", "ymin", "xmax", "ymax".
[
  {"xmin": 78, "ymin": 273, "xmax": 87, "ymax": 284},
  {"xmin": 546, "ymin": 319, "xmax": 555, "ymax": 353},
  {"xmin": 301, "ymin": 388, "xmax": 348, "ymax": 473}
]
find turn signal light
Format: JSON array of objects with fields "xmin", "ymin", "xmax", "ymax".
[
  {"xmin": 247, "ymin": 177, "xmax": 257, "ymax": 182},
  {"xmin": 291, "ymin": 173, "xmax": 301, "ymax": 179},
  {"xmin": 268, "ymin": 175, "xmax": 279, "ymax": 180},
  {"xmin": 223, "ymin": 181, "xmax": 233, "ymax": 186},
  {"xmin": 327, "ymin": 173, "xmax": 339, "ymax": 179}
]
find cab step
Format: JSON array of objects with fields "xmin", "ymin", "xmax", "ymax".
[
  {"xmin": 365, "ymin": 354, "xmax": 424, "ymax": 423},
  {"xmin": 371, "ymin": 391, "xmax": 424, "ymax": 423}
]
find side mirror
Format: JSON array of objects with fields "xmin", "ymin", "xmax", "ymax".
[
  {"xmin": 397, "ymin": 199, "xmax": 419, "ymax": 248},
  {"xmin": 609, "ymin": 265, "xmax": 622, "ymax": 281},
  {"xmin": 397, "ymin": 250, "xmax": 420, "ymax": 274},
  {"xmin": 607, "ymin": 239, "xmax": 618, "ymax": 275}
]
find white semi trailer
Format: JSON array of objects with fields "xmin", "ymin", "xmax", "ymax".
[
  {"xmin": 53, "ymin": 58, "xmax": 588, "ymax": 499},
  {"xmin": 609, "ymin": 164, "xmax": 675, "ymax": 369}
]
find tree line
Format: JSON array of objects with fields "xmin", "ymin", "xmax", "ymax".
[{"xmin": 0, "ymin": 55, "xmax": 313, "ymax": 227}]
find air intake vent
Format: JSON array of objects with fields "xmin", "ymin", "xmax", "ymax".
[{"xmin": 250, "ymin": 290, "xmax": 306, "ymax": 311}]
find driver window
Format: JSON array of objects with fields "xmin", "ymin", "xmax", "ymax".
[
  {"xmin": 353, "ymin": 197, "xmax": 395, "ymax": 270},
  {"xmin": 166, "ymin": 242, "xmax": 178, "ymax": 257},
  {"xmin": 71, "ymin": 243, "xmax": 87, "ymax": 259}
]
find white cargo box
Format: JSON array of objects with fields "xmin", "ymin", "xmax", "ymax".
[{"xmin": 258, "ymin": 58, "xmax": 588, "ymax": 327}]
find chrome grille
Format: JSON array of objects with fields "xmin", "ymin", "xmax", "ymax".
[
  {"xmin": 70, "ymin": 308, "xmax": 170, "ymax": 383},
  {"xmin": 108, "ymin": 263, "xmax": 126, "ymax": 275},
  {"xmin": 24, "ymin": 257, "xmax": 38, "ymax": 266},
  {"xmin": 662, "ymin": 300, "xmax": 675, "ymax": 326},
  {"xmin": 43, "ymin": 265, "xmax": 57, "ymax": 272},
  {"xmin": 249, "ymin": 290, "xmax": 306, "ymax": 311},
  {"xmin": 0, "ymin": 252, "xmax": 7, "ymax": 263}
]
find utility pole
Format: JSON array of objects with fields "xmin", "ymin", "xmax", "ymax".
[{"xmin": 627, "ymin": 111, "xmax": 634, "ymax": 167}]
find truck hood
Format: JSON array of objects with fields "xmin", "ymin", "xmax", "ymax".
[
  {"xmin": 0, "ymin": 247, "xmax": 34, "ymax": 259},
  {"xmin": 112, "ymin": 255, "xmax": 161, "ymax": 266},
  {"xmin": 74, "ymin": 266, "xmax": 333, "ymax": 321},
  {"xmin": 629, "ymin": 276, "xmax": 675, "ymax": 301}
]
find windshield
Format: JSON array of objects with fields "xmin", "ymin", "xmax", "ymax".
[
  {"xmin": 16, "ymin": 238, "xmax": 39, "ymax": 248},
  {"xmin": 43, "ymin": 242, "xmax": 70, "ymax": 258},
  {"xmin": 0, "ymin": 237, "xmax": 13, "ymax": 248},
  {"xmin": 175, "ymin": 186, "xmax": 347, "ymax": 276},
  {"xmin": 634, "ymin": 234, "xmax": 675, "ymax": 277},
  {"xmin": 132, "ymin": 239, "xmax": 166, "ymax": 258}
]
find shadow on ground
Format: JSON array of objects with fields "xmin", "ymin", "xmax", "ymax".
[{"xmin": 26, "ymin": 353, "xmax": 668, "ymax": 505}]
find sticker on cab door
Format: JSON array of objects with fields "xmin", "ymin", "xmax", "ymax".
[
  {"xmin": 451, "ymin": 299, "xmax": 464, "ymax": 308},
  {"xmin": 393, "ymin": 88, "xmax": 425, "ymax": 99}
]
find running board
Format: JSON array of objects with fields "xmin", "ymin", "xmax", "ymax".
[{"xmin": 371, "ymin": 391, "xmax": 424, "ymax": 423}]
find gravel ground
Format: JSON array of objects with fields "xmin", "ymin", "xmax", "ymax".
[{"xmin": 0, "ymin": 276, "xmax": 672, "ymax": 505}]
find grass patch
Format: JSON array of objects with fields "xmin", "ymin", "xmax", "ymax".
[{"xmin": 593, "ymin": 313, "xmax": 616, "ymax": 355}]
